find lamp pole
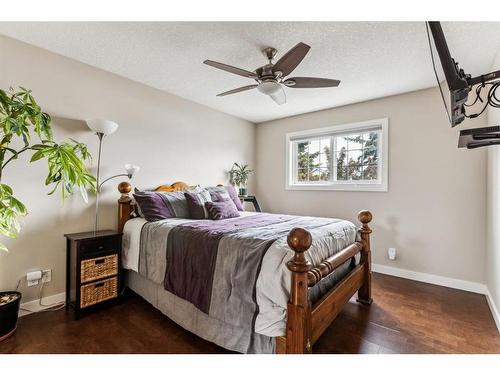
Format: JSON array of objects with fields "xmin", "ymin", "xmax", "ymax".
[{"xmin": 93, "ymin": 132, "xmax": 104, "ymax": 235}]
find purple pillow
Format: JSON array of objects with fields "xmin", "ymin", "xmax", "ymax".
[
  {"xmin": 208, "ymin": 186, "xmax": 244, "ymax": 211},
  {"xmin": 205, "ymin": 200, "xmax": 240, "ymax": 220},
  {"xmin": 185, "ymin": 190, "xmax": 212, "ymax": 219},
  {"xmin": 133, "ymin": 191, "xmax": 174, "ymax": 222},
  {"xmin": 225, "ymin": 185, "xmax": 244, "ymax": 211}
]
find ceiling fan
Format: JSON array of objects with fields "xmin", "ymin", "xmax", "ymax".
[{"xmin": 203, "ymin": 42, "xmax": 340, "ymax": 105}]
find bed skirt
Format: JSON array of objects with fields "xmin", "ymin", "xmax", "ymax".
[{"xmin": 124, "ymin": 270, "xmax": 276, "ymax": 353}]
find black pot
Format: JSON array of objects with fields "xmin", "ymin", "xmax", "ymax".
[{"xmin": 0, "ymin": 291, "xmax": 21, "ymax": 342}]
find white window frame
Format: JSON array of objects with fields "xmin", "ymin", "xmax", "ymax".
[{"xmin": 285, "ymin": 118, "xmax": 389, "ymax": 192}]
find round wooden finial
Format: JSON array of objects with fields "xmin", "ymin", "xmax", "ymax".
[
  {"xmin": 287, "ymin": 227, "xmax": 312, "ymax": 253},
  {"xmin": 358, "ymin": 210, "xmax": 372, "ymax": 224},
  {"xmin": 118, "ymin": 181, "xmax": 132, "ymax": 194}
]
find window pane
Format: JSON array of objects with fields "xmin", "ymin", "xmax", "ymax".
[
  {"xmin": 365, "ymin": 132, "xmax": 378, "ymax": 149},
  {"xmin": 347, "ymin": 134, "xmax": 363, "ymax": 150},
  {"xmin": 362, "ymin": 146, "xmax": 377, "ymax": 164},
  {"xmin": 309, "ymin": 139, "xmax": 320, "ymax": 154},
  {"xmin": 347, "ymin": 149, "xmax": 362, "ymax": 165},
  {"xmin": 348, "ymin": 165, "xmax": 363, "ymax": 180},
  {"xmin": 336, "ymin": 136, "xmax": 348, "ymax": 151},
  {"xmin": 297, "ymin": 141, "xmax": 308, "ymax": 153},
  {"xmin": 319, "ymin": 168, "xmax": 330, "ymax": 181},
  {"xmin": 295, "ymin": 137, "xmax": 331, "ymax": 183},
  {"xmin": 363, "ymin": 164, "xmax": 378, "ymax": 180},
  {"xmin": 297, "ymin": 168, "xmax": 308, "ymax": 182},
  {"xmin": 336, "ymin": 151, "xmax": 347, "ymax": 166},
  {"xmin": 309, "ymin": 166, "xmax": 321, "ymax": 181},
  {"xmin": 320, "ymin": 137, "xmax": 330, "ymax": 152},
  {"xmin": 336, "ymin": 166, "xmax": 347, "ymax": 181}
]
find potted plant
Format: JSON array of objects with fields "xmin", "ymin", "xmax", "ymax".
[
  {"xmin": 0, "ymin": 87, "xmax": 95, "ymax": 341},
  {"xmin": 229, "ymin": 162, "xmax": 253, "ymax": 196},
  {"xmin": 0, "ymin": 291, "xmax": 21, "ymax": 341}
]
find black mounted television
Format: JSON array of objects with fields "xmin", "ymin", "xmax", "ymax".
[
  {"xmin": 427, "ymin": 22, "xmax": 470, "ymax": 127},
  {"xmin": 428, "ymin": 21, "xmax": 500, "ymax": 128}
]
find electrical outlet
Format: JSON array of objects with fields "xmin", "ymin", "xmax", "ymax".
[
  {"xmin": 41, "ymin": 269, "xmax": 52, "ymax": 283},
  {"xmin": 388, "ymin": 248, "xmax": 397, "ymax": 261},
  {"xmin": 27, "ymin": 270, "xmax": 42, "ymax": 287}
]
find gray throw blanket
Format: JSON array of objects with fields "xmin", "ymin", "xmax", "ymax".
[{"xmin": 163, "ymin": 214, "xmax": 338, "ymax": 342}]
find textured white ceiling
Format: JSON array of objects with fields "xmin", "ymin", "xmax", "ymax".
[{"xmin": 1, "ymin": 22, "xmax": 500, "ymax": 123}]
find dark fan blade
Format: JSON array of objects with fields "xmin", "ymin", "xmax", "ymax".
[
  {"xmin": 216, "ymin": 85, "xmax": 258, "ymax": 97},
  {"xmin": 284, "ymin": 77, "xmax": 341, "ymax": 88},
  {"xmin": 204, "ymin": 60, "xmax": 257, "ymax": 79},
  {"xmin": 273, "ymin": 42, "xmax": 311, "ymax": 77},
  {"xmin": 269, "ymin": 85, "xmax": 286, "ymax": 105}
]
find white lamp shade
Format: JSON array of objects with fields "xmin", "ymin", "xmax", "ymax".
[
  {"xmin": 125, "ymin": 164, "xmax": 140, "ymax": 178},
  {"xmin": 86, "ymin": 119, "xmax": 119, "ymax": 135}
]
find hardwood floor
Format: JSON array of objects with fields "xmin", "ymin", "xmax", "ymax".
[{"xmin": 1, "ymin": 273, "xmax": 499, "ymax": 354}]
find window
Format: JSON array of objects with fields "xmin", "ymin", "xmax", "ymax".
[{"xmin": 286, "ymin": 118, "xmax": 388, "ymax": 191}]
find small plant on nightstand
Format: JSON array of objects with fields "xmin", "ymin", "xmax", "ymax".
[{"xmin": 229, "ymin": 162, "xmax": 253, "ymax": 196}]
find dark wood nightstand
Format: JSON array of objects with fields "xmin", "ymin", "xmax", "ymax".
[
  {"xmin": 239, "ymin": 195, "xmax": 262, "ymax": 212},
  {"xmin": 64, "ymin": 230, "xmax": 122, "ymax": 319}
]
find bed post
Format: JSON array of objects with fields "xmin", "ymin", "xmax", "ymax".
[
  {"xmin": 118, "ymin": 181, "xmax": 132, "ymax": 233},
  {"xmin": 284, "ymin": 227, "xmax": 313, "ymax": 354},
  {"xmin": 356, "ymin": 210, "xmax": 373, "ymax": 305}
]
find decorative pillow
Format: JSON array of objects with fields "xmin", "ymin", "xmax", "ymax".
[
  {"xmin": 205, "ymin": 200, "xmax": 240, "ymax": 220},
  {"xmin": 210, "ymin": 190, "xmax": 231, "ymax": 202},
  {"xmin": 185, "ymin": 190, "xmax": 212, "ymax": 219},
  {"xmin": 135, "ymin": 186, "xmax": 202, "ymax": 219},
  {"xmin": 133, "ymin": 191, "xmax": 174, "ymax": 222},
  {"xmin": 207, "ymin": 186, "xmax": 244, "ymax": 211}
]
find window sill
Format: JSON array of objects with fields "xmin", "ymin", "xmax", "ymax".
[{"xmin": 285, "ymin": 183, "xmax": 388, "ymax": 192}]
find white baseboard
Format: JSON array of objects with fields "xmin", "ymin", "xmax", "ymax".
[
  {"xmin": 18, "ymin": 292, "xmax": 66, "ymax": 317},
  {"xmin": 485, "ymin": 289, "xmax": 500, "ymax": 333},
  {"xmin": 372, "ymin": 263, "xmax": 487, "ymax": 294}
]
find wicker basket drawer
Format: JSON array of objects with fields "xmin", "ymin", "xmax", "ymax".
[
  {"xmin": 80, "ymin": 277, "xmax": 118, "ymax": 308},
  {"xmin": 80, "ymin": 254, "xmax": 118, "ymax": 283}
]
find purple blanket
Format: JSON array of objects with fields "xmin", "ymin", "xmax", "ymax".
[{"xmin": 164, "ymin": 214, "xmax": 294, "ymax": 313}]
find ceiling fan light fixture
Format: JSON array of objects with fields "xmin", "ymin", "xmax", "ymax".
[{"xmin": 257, "ymin": 81, "xmax": 282, "ymax": 96}]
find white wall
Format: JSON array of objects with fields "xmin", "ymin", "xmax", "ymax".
[
  {"xmin": 486, "ymin": 48, "xmax": 500, "ymax": 326},
  {"xmin": 0, "ymin": 35, "xmax": 255, "ymax": 302},
  {"xmin": 256, "ymin": 88, "xmax": 487, "ymax": 284}
]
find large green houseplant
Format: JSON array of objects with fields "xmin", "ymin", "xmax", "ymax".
[
  {"xmin": 0, "ymin": 87, "xmax": 96, "ymax": 252},
  {"xmin": 0, "ymin": 87, "xmax": 95, "ymax": 342}
]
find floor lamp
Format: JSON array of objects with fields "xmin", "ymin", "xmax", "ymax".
[{"xmin": 86, "ymin": 119, "xmax": 139, "ymax": 235}]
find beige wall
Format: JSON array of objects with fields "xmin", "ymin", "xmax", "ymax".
[
  {"xmin": 487, "ymin": 49, "xmax": 500, "ymax": 315},
  {"xmin": 0, "ymin": 35, "xmax": 255, "ymax": 302},
  {"xmin": 256, "ymin": 88, "xmax": 487, "ymax": 283}
]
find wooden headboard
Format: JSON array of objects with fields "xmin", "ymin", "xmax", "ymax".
[{"xmin": 117, "ymin": 180, "xmax": 195, "ymax": 232}]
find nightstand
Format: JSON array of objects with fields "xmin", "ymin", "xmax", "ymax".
[
  {"xmin": 64, "ymin": 230, "xmax": 122, "ymax": 319},
  {"xmin": 239, "ymin": 195, "xmax": 262, "ymax": 212}
]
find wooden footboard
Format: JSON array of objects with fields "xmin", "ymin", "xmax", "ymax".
[{"xmin": 277, "ymin": 210, "xmax": 373, "ymax": 354}]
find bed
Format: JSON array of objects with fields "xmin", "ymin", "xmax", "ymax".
[{"xmin": 117, "ymin": 181, "xmax": 373, "ymax": 354}]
